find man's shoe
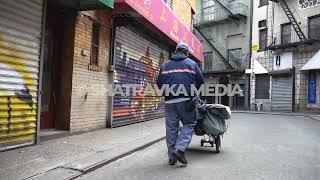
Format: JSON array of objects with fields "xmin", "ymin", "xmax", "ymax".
[
  {"xmin": 168, "ymin": 158, "xmax": 177, "ymax": 165},
  {"xmin": 173, "ymin": 149, "xmax": 188, "ymax": 165}
]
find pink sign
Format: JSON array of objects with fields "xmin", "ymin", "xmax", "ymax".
[{"xmin": 115, "ymin": 0, "xmax": 204, "ymax": 62}]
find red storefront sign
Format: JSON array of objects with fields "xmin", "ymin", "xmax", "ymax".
[{"xmin": 115, "ymin": 0, "xmax": 204, "ymax": 62}]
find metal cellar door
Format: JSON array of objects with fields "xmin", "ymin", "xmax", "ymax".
[
  {"xmin": 0, "ymin": 0, "xmax": 43, "ymax": 150},
  {"xmin": 271, "ymin": 76, "xmax": 293, "ymax": 112},
  {"xmin": 112, "ymin": 27, "xmax": 169, "ymax": 126}
]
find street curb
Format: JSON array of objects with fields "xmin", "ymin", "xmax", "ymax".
[
  {"xmin": 68, "ymin": 136, "xmax": 166, "ymax": 180},
  {"xmin": 233, "ymin": 111, "xmax": 320, "ymax": 121}
]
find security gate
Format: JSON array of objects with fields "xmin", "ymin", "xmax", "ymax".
[
  {"xmin": 112, "ymin": 26, "xmax": 169, "ymax": 126},
  {"xmin": 0, "ymin": 0, "xmax": 43, "ymax": 150},
  {"xmin": 271, "ymin": 76, "xmax": 293, "ymax": 112}
]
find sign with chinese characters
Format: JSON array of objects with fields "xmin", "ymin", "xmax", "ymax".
[
  {"xmin": 298, "ymin": 0, "xmax": 320, "ymax": 9},
  {"xmin": 115, "ymin": 0, "xmax": 204, "ymax": 61},
  {"xmin": 308, "ymin": 71, "xmax": 317, "ymax": 104}
]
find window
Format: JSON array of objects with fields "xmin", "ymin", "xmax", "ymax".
[
  {"xmin": 203, "ymin": 52, "xmax": 213, "ymax": 71},
  {"xmin": 281, "ymin": 23, "xmax": 291, "ymax": 44},
  {"xmin": 91, "ymin": 22, "xmax": 100, "ymax": 65},
  {"xmin": 259, "ymin": 28, "xmax": 267, "ymax": 50},
  {"xmin": 309, "ymin": 15, "xmax": 320, "ymax": 40},
  {"xmin": 202, "ymin": 0, "xmax": 215, "ymax": 21},
  {"xmin": 258, "ymin": 20, "xmax": 267, "ymax": 28},
  {"xmin": 255, "ymin": 74, "xmax": 270, "ymax": 99},
  {"xmin": 228, "ymin": 48, "xmax": 242, "ymax": 61},
  {"xmin": 259, "ymin": 0, "xmax": 268, "ymax": 7}
]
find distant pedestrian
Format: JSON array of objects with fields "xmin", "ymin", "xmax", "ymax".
[{"xmin": 156, "ymin": 42, "xmax": 204, "ymax": 165}]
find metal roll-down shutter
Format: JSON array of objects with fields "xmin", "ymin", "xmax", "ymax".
[
  {"xmin": 271, "ymin": 76, "xmax": 293, "ymax": 112},
  {"xmin": 0, "ymin": 0, "xmax": 43, "ymax": 150},
  {"xmin": 112, "ymin": 26, "xmax": 169, "ymax": 126}
]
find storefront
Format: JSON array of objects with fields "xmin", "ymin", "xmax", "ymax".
[
  {"xmin": 40, "ymin": 1, "xmax": 114, "ymax": 133},
  {"xmin": 270, "ymin": 69, "xmax": 295, "ymax": 112},
  {"xmin": 111, "ymin": 0, "xmax": 203, "ymax": 126},
  {"xmin": 301, "ymin": 50, "xmax": 320, "ymax": 110},
  {"xmin": 0, "ymin": 0, "xmax": 114, "ymax": 151},
  {"xmin": 112, "ymin": 26, "xmax": 170, "ymax": 126}
]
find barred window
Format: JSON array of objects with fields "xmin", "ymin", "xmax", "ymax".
[
  {"xmin": 281, "ymin": 23, "xmax": 291, "ymax": 44},
  {"xmin": 91, "ymin": 22, "xmax": 100, "ymax": 65},
  {"xmin": 309, "ymin": 15, "xmax": 320, "ymax": 40},
  {"xmin": 259, "ymin": 0, "xmax": 268, "ymax": 7},
  {"xmin": 259, "ymin": 28, "xmax": 267, "ymax": 50}
]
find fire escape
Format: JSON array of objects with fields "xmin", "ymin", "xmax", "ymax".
[
  {"xmin": 267, "ymin": 0, "xmax": 319, "ymax": 50},
  {"xmin": 193, "ymin": 0, "xmax": 248, "ymax": 73}
]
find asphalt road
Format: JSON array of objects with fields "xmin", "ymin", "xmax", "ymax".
[{"xmin": 77, "ymin": 113, "xmax": 320, "ymax": 180}]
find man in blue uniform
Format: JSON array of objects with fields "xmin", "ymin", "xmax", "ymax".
[{"xmin": 156, "ymin": 42, "xmax": 204, "ymax": 165}]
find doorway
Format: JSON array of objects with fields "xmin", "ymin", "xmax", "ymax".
[{"xmin": 40, "ymin": 2, "xmax": 75, "ymax": 130}]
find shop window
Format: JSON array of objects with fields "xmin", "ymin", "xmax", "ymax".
[
  {"xmin": 91, "ymin": 22, "xmax": 100, "ymax": 65},
  {"xmin": 281, "ymin": 23, "xmax": 291, "ymax": 44},
  {"xmin": 255, "ymin": 74, "xmax": 270, "ymax": 99},
  {"xmin": 309, "ymin": 15, "xmax": 320, "ymax": 40},
  {"xmin": 259, "ymin": 0, "xmax": 268, "ymax": 7},
  {"xmin": 259, "ymin": 28, "xmax": 267, "ymax": 50}
]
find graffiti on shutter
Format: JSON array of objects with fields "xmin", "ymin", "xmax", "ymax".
[
  {"xmin": 112, "ymin": 27, "xmax": 169, "ymax": 126},
  {"xmin": 0, "ymin": 0, "xmax": 42, "ymax": 150}
]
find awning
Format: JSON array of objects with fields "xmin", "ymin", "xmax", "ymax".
[
  {"xmin": 301, "ymin": 50, "xmax": 320, "ymax": 71},
  {"xmin": 114, "ymin": 0, "xmax": 203, "ymax": 62},
  {"xmin": 269, "ymin": 68, "xmax": 294, "ymax": 75},
  {"xmin": 253, "ymin": 59, "xmax": 268, "ymax": 74},
  {"xmin": 57, "ymin": 0, "xmax": 114, "ymax": 10}
]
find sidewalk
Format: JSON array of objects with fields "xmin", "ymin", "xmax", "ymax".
[
  {"xmin": 233, "ymin": 111, "xmax": 320, "ymax": 121},
  {"xmin": 0, "ymin": 118, "xmax": 165, "ymax": 180}
]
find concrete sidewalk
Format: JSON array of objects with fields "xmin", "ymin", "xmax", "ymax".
[
  {"xmin": 233, "ymin": 111, "xmax": 320, "ymax": 121},
  {"xmin": 0, "ymin": 118, "xmax": 165, "ymax": 180}
]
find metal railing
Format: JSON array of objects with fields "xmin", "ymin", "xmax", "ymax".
[
  {"xmin": 202, "ymin": 52, "xmax": 249, "ymax": 73},
  {"xmin": 209, "ymin": 39, "xmax": 227, "ymax": 58},
  {"xmin": 266, "ymin": 26, "xmax": 320, "ymax": 49},
  {"xmin": 193, "ymin": 3, "xmax": 248, "ymax": 26}
]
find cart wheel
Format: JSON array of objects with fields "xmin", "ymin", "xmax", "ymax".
[
  {"xmin": 215, "ymin": 136, "xmax": 221, "ymax": 153},
  {"xmin": 200, "ymin": 139, "xmax": 204, "ymax": 146},
  {"xmin": 210, "ymin": 141, "xmax": 214, "ymax": 147}
]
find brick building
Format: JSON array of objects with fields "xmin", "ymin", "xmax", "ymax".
[
  {"xmin": 70, "ymin": 11, "xmax": 112, "ymax": 132},
  {"xmin": 0, "ymin": 0, "xmax": 114, "ymax": 150},
  {"xmin": 39, "ymin": 1, "xmax": 114, "ymax": 134}
]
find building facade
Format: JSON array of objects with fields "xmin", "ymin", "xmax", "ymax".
[
  {"xmin": 0, "ymin": 0, "xmax": 203, "ymax": 150},
  {"xmin": 251, "ymin": 0, "xmax": 320, "ymax": 112},
  {"xmin": 194, "ymin": 0, "xmax": 252, "ymax": 110},
  {"xmin": 0, "ymin": 0, "xmax": 114, "ymax": 150}
]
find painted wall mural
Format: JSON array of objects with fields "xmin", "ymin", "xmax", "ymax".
[
  {"xmin": 0, "ymin": 33, "xmax": 37, "ymax": 144},
  {"xmin": 112, "ymin": 39, "xmax": 168, "ymax": 123},
  {"xmin": 298, "ymin": 0, "xmax": 320, "ymax": 9}
]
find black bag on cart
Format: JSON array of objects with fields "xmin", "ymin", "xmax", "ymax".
[{"xmin": 195, "ymin": 104, "xmax": 231, "ymax": 136}]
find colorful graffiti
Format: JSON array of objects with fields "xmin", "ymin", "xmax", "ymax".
[
  {"xmin": 298, "ymin": 0, "xmax": 320, "ymax": 9},
  {"xmin": 112, "ymin": 41, "xmax": 166, "ymax": 123},
  {"xmin": 0, "ymin": 33, "xmax": 37, "ymax": 145}
]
